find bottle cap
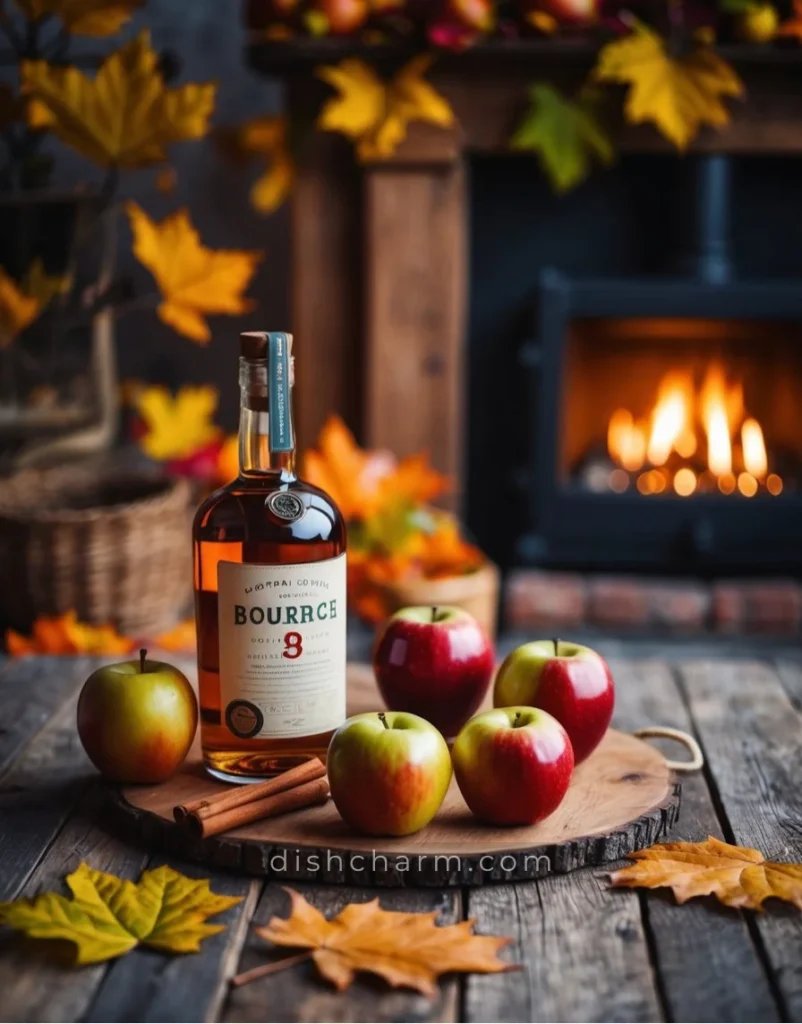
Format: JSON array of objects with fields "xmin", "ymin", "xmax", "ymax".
[{"xmin": 240, "ymin": 332, "xmax": 294, "ymax": 383}]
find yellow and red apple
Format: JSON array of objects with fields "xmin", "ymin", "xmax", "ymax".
[
  {"xmin": 373, "ymin": 605, "xmax": 495, "ymax": 739},
  {"xmin": 452, "ymin": 706, "xmax": 574, "ymax": 826},
  {"xmin": 77, "ymin": 649, "xmax": 198, "ymax": 784},
  {"xmin": 327, "ymin": 710, "xmax": 452, "ymax": 836},
  {"xmin": 493, "ymin": 639, "xmax": 614, "ymax": 763}
]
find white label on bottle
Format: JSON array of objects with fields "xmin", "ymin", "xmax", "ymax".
[{"xmin": 217, "ymin": 553, "xmax": 347, "ymax": 740}]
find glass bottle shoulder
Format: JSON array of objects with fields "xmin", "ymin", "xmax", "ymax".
[{"xmin": 193, "ymin": 474, "xmax": 346, "ymax": 548}]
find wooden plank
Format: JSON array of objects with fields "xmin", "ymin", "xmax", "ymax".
[
  {"xmin": 223, "ymin": 884, "xmax": 461, "ymax": 1023},
  {"xmin": 0, "ymin": 796, "xmax": 149, "ymax": 1024},
  {"xmin": 774, "ymin": 656, "xmax": 802, "ymax": 712},
  {"xmin": 0, "ymin": 656, "xmax": 88, "ymax": 780},
  {"xmin": 610, "ymin": 659, "xmax": 780, "ymax": 1024},
  {"xmin": 677, "ymin": 659, "xmax": 802, "ymax": 1020},
  {"xmin": 464, "ymin": 873, "xmax": 660, "ymax": 1023},
  {"xmin": 364, "ymin": 161, "xmax": 467, "ymax": 506},
  {"xmin": 0, "ymin": 658, "xmax": 98, "ymax": 902},
  {"xmin": 84, "ymin": 860, "xmax": 260, "ymax": 1024},
  {"xmin": 290, "ymin": 120, "xmax": 362, "ymax": 454}
]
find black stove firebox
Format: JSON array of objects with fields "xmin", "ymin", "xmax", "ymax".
[{"xmin": 468, "ymin": 154, "xmax": 802, "ymax": 575}]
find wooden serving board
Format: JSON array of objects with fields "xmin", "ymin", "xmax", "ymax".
[{"xmin": 103, "ymin": 664, "xmax": 680, "ymax": 887}]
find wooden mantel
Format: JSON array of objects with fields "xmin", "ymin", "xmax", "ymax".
[{"xmin": 250, "ymin": 41, "xmax": 802, "ymax": 502}]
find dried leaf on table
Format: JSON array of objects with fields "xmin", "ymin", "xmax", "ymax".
[
  {"xmin": 132, "ymin": 384, "xmax": 221, "ymax": 462},
  {"xmin": 13, "ymin": 0, "xmax": 145, "ymax": 36},
  {"xmin": 610, "ymin": 836, "xmax": 802, "ymax": 910},
  {"xmin": 6, "ymin": 610, "xmax": 135, "ymax": 656},
  {"xmin": 594, "ymin": 28, "xmax": 743, "ymax": 150},
  {"xmin": 21, "ymin": 30, "xmax": 216, "ymax": 168},
  {"xmin": 0, "ymin": 863, "xmax": 241, "ymax": 964},
  {"xmin": 511, "ymin": 83, "xmax": 614, "ymax": 193},
  {"xmin": 126, "ymin": 202, "xmax": 263, "ymax": 343},
  {"xmin": 217, "ymin": 115, "xmax": 294, "ymax": 214},
  {"xmin": 152, "ymin": 618, "xmax": 197, "ymax": 653},
  {"xmin": 316, "ymin": 56, "xmax": 454, "ymax": 161},
  {"xmin": 248, "ymin": 888, "xmax": 514, "ymax": 995}
]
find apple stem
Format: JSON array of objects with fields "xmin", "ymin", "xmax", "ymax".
[
  {"xmin": 513, "ymin": 711, "xmax": 523, "ymax": 728},
  {"xmin": 432, "ymin": 606, "xmax": 438, "ymax": 623},
  {"xmin": 553, "ymin": 638, "xmax": 560, "ymax": 657},
  {"xmin": 139, "ymin": 648, "xmax": 147, "ymax": 674},
  {"xmin": 378, "ymin": 712, "xmax": 390, "ymax": 730}
]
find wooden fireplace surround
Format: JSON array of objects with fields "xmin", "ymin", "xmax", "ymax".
[{"xmin": 252, "ymin": 42, "xmax": 802, "ymax": 503}]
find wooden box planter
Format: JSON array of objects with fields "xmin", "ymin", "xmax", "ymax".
[{"xmin": 375, "ymin": 561, "xmax": 500, "ymax": 640}]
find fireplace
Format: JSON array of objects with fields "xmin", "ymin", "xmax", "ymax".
[
  {"xmin": 253, "ymin": 43, "xmax": 802, "ymax": 597},
  {"xmin": 508, "ymin": 156, "xmax": 802, "ymax": 574}
]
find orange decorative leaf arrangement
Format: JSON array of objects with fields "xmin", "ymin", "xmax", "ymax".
[
  {"xmin": 6, "ymin": 611, "xmax": 135, "ymax": 656},
  {"xmin": 303, "ymin": 416, "xmax": 485, "ymax": 622},
  {"xmin": 235, "ymin": 887, "xmax": 514, "ymax": 994},
  {"xmin": 610, "ymin": 836, "xmax": 802, "ymax": 911}
]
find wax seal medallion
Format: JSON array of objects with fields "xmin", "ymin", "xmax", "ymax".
[
  {"xmin": 225, "ymin": 700, "xmax": 264, "ymax": 739},
  {"xmin": 266, "ymin": 490, "xmax": 305, "ymax": 522}
]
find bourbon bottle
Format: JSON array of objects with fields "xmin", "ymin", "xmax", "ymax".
[{"xmin": 193, "ymin": 332, "xmax": 347, "ymax": 782}]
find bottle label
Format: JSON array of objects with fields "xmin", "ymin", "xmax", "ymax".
[
  {"xmin": 268, "ymin": 332, "xmax": 294, "ymax": 453},
  {"xmin": 217, "ymin": 553, "xmax": 347, "ymax": 740}
]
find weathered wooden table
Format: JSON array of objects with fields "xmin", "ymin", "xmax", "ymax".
[{"xmin": 1, "ymin": 646, "xmax": 801, "ymax": 1023}]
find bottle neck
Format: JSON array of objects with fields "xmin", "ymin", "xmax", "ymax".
[{"xmin": 238, "ymin": 357, "xmax": 296, "ymax": 478}]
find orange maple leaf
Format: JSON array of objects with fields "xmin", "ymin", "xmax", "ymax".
[
  {"xmin": 777, "ymin": 0, "xmax": 802, "ymax": 39},
  {"xmin": 152, "ymin": 618, "xmax": 196, "ymax": 653},
  {"xmin": 249, "ymin": 888, "xmax": 514, "ymax": 995},
  {"xmin": 7, "ymin": 611, "xmax": 135, "ymax": 656},
  {"xmin": 610, "ymin": 836, "xmax": 802, "ymax": 910},
  {"xmin": 303, "ymin": 415, "xmax": 448, "ymax": 521}
]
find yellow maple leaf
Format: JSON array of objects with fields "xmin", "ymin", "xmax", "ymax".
[
  {"xmin": 0, "ymin": 268, "xmax": 40, "ymax": 347},
  {"xmin": 126, "ymin": 202, "xmax": 263, "ymax": 343},
  {"xmin": 594, "ymin": 29, "xmax": 743, "ymax": 150},
  {"xmin": 0, "ymin": 863, "xmax": 242, "ymax": 964},
  {"xmin": 134, "ymin": 384, "xmax": 221, "ymax": 462},
  {"xmin": 317, "ymin": 55, "xmax": 454, "ymax": 161},
  {"xmin": 218, "ymin": 115, "xmax": 294, "ymax": 214},
  {"xmin": 6, "ymin": 610, "xmax": 134, "ymax": 656},
  {"xmin": 14, "ymin": 0, "xmax": 144, "ymax": 36},
  {"xmin": 22, "ymin": 258, "xmax": 69, "ymax": 309},
  {"xmin": 610, "ymin": 836, "xmax": 802, "ymax": 910},
  {"xmin": 21, "ymin": 30, "xmax": 216, "ymax": 168},
  {"xmin": 249, "ymin": 888, "xmax": 513, "ymax": 995}
]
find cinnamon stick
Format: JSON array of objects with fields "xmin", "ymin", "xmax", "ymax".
[
  {"xmin": 187, "ymin": 776, "xmax": 330, "ymax": 839},
  {"xmin": 173, "ymin": 758, "xmax": 326, "ymax": 822}
]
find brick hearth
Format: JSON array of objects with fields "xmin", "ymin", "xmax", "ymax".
[{"xmin": 507, "ymin": 570, "xmax": 802, "ymax": 635}]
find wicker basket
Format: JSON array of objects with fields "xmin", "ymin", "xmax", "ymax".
[
  {"xmin": 0, "ymin": 462, "xmax": 193, "ymax": 637},
  {"xmin": 375, "ymin": 562, "xmax": 500, "ymax": 640}
]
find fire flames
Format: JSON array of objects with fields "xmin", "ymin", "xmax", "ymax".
[{"xmin": 606, "ymin": 361, "xmax": 782, "ymax": 498}]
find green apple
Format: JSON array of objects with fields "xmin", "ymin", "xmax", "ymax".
[
  {"xmin": 327, "ymin": 710, "xmax": 452, "ymax": 836},
  {"xmin": 77, "ymin": 648, "xmax": 198, "ymax": 783}
]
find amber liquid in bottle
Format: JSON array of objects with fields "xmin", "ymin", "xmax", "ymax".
[{"xmin": 193, "ymin": 333, "xmax": 346, "ymax": 782}]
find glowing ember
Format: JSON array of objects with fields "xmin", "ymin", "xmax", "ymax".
[{"xmin": 606, "ymin": 360, "xmax": 781, "ymax": 497}]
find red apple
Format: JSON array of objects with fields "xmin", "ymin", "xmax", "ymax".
[
  {"xmin": 452, "ymin": 706, "xmax": 574, "ymax": 825},
  {"xmin": 77, "ymin": 649, "xmax": 198, "ymax": 783},
  {"xmin": 493, "ymin": 639, "xmax": 614, "ymax": 764},
  {"xmin": 314, "ymin": 0, "xmax": 368, "ymax": 33},
  {"xmin": 524, "ymin": 0, "xmax": 597, "ymax": 24},
  {"xmin": 428, "ymin": 0, "xmax": 494, "ymax": 47},
  {"xmin": 327, "ymin": 710, "xmax": 452, "ymax": 836},
  {"xmin": 373, "ymin": 605, "xmax": 495, "ymax": 739}
]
